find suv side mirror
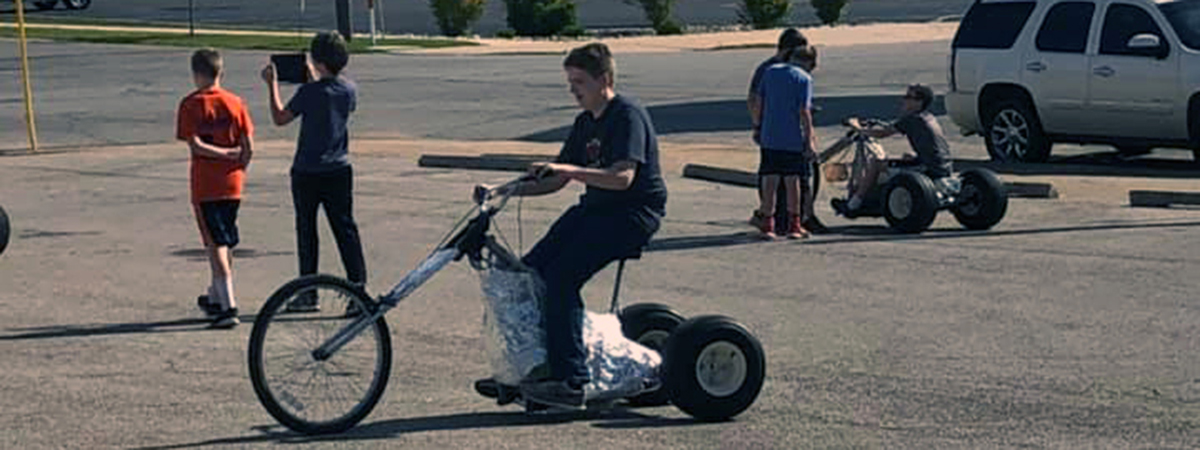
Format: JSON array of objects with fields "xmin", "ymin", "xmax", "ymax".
[{"xmin": 1127, "ymin": 33, "xmax": 1169, "ymax": 59}]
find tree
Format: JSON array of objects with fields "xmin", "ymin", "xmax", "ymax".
[
  {"xmin": 811, "ymin": 0, "xmax": 849, "ymax": 25},
  {"xmin": 737, "ymin": 0, "xmax": 791, "ymax": 29}
]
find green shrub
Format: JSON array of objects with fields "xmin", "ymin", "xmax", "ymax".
[
  {"xmin": 811, "ymin": 0, "xmax": 849, "ymax": 25},
  {"xmin": 430, "ymin": 0, "xmax": 487, "ymax": 36},
  {"xmin": 503, "ymin": 0, "xmax": 580, "ymax": 36},
  {"xmin": 737, "ymin": 0, "xmax": 792, "ymax": 30},
  {"xmin": 495, "ymin": 29, "xmax": 518, "ymax": 39},
  {"xmin": 624, "ymin": 0, "xmax": 684, "ymax": 35}
]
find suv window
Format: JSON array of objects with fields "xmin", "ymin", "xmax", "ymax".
[
  {"xmin": 953, "ymin": 2, "xmax": 1037, "ymax": 49},
  {"xmin": 1036, "ymin": 2, "xmax": 1095, "ymax": 53},
  {"xmin": 1100, "ymin": 3, "xmax": 1168, "ymax": 57},
  {"xmin": 1158, "ymin": 1, "xmax": 1200, "ymax": 50}
]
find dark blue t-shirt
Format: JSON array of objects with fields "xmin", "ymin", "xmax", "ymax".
[
  {"xmin": 748, "ymin": 56, "xmax": 783, "ymax": 96},
  {"xmin": 286, "ymin": 77, "xmax": 357, "ymax": 174},
  {"xmin": 556, "ymin": 94, "xmax": 668, "ymax": 231}
]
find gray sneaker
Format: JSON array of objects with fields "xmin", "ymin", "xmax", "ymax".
[{"xmin": 519, "ymin": 379, "xmax": 584, "ymax": 409}]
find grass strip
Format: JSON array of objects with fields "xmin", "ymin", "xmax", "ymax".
[{"xmin": 0, "ymin": 26, "xmax": 476, "ymax": 52}]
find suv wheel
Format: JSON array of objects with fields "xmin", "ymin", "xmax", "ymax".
[
  {"xmin": 984, "ymin": 99, "xmax": 1051, "ymax": 163},
  {"xmin": 63, "ymin": 0, "xmax": 90, "ymax": 9}
]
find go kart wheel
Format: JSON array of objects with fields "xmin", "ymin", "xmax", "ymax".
[
  {"xmin": 248, "ymin": 275, "xmax": 390, "ymax": 435},
  {"xmin": 664, "ymin": 316, "xmax": 765, "ymax": 421},
  {"xmin": 0, "ymin": 205, "xmax": 9, "ymax": 256},
  {"xmin": 620, "ymin": 303, "xmax": 685, "ymax": 406},
  {"xmin": 882, "ymin": 171, "xmax": 939, "ymax": 234},
  {"xmin": 951, "ymin": 169, "xmax": 1008, "ymax": 230}
]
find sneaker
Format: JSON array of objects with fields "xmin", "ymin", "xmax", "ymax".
[
  {"xmin": 209, "ymin": 308, "xmax": 239, "ymax": 329},
  {"xmin": 756, "ymin": 214, "xmax": 777, "ymax": 240},
  {"xmin": 196, "ymin": 295, "xmax": 221, "ymax": 317},
  {"xmin": 786, "ymin": 215, "xmax": 810, "ymax": 240},
  {"xmin": 475, "ymin": 378, "xmax": 519, "ymax": 406},
  {"xmin": 748, "ymin": 209, "xmax": 767, "ymax": 228},
  {"xmin": 802, "ymin": 217, "xmax": 830, "ymax": 235},
  {"xmin": 285, "ymin": 291, "xmax": 320, "ymax": 313},
  {"xmin": 519, "ymin": 379, "xmax": 584, "ymax": 409}
]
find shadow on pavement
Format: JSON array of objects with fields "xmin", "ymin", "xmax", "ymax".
[
  {"xmin": 639, "ymin": 220, "xmax": 1200, "ymax": 255},
  {"xmin": 808, "ymin": 220, "xmax": 1200, "ymax": 249},
  {"xmin": 0, "ymin": 316, "xmax": 255, "ymax": 340},
  {"xmin": 957, "ymin": 154, "xmax": 1200, "ymax": 179},
  {"xmin": 646, "ymin": 231, "xmax": 765, "ymax": 253},
  {"xmin": 136, "ymin": 409, "xmax": 702, "ymax": 449},
  {"xmin": 518, "ymin": 94, "xmax": 945, "ymax": 142}
]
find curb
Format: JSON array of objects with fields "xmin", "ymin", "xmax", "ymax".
[
  {"xmin": 1129, "ymin": 190, "xmax": 1200, "ymax": 208},
  {"xmin": 681, "ymin": 163, "xmax": 1057, "ymax": 198}
]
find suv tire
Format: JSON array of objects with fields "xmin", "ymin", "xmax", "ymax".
[{"xmin": 984, "ymin": 98, "xmax": 1051, "ymax": 163}]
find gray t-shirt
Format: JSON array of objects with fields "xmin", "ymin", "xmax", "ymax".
[
  {"xmin": 893, "ymin": 111, "xmax": 953, "ymax": 178},
  {"xmin": 286, "ymin": 77, "xmax": 357, "ymax": 174}
]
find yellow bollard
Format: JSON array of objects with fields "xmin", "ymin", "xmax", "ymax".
[{"xmin": 15, "ymin": 0, "xmax": 39, "ymax": 153}]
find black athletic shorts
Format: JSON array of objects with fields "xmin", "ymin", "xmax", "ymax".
[
  {"xmin": 758, "ymin": 148, "xmax": 811, "ymax": 178},
  {"xmin": 197, "ymin": 200, "xmax": 240, "ymax": 248}
]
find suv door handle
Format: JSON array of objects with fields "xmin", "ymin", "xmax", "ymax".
[
  {"xmin": 1093, "ymin": 66, "xmax": 1115, "ymax": 77},
  {"xmin": 1025, "ymin": 62, "xmax": 1046, "ymax": 72}
]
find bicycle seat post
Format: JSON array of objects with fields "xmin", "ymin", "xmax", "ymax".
[{"xmin": 609, "ymin": 259, "xmax": 626, "ymax": 314}]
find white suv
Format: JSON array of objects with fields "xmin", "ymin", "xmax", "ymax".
[{"xmin": 946, "ymin": 0, "xmax": 1200, "ymax": 163}]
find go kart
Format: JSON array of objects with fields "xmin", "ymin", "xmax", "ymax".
[
  {"xmin": 819, "ymin": 118, "xmax": 1009, "ymax": 234},
  {"xmin": 248, "ymin": 173, "xmax": 767, "ymax": 434}
]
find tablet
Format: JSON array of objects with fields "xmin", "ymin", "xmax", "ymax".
[{"xmin": 271, "ymin": 53, "xmax": 310, "ymax": 84}]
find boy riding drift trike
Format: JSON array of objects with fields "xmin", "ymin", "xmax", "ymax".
[{"xmin": 820, "ymin": 85, "xmax": 1008, "ymax": 234}]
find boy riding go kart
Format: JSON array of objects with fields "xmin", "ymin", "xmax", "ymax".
[{"xmin": 822, "ymin": 84, "xmax": 1008, "ymax": 234}]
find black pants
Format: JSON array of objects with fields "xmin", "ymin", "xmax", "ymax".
[
  {"xmin": 521, "ymin": 205, "xmax": 658, "ymax": 387},
  {"xmin": 291, "ymin": 166, "xmax": 367, "ymax": 284}
]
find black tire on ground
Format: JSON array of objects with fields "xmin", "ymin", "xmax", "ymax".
[
  {"xmin": 984, "ymin": 98, "xmax": 1051, "ymax": 163},
  {"xmin": 951, "ymin": 169, "xmax": 1008, "ymax": 230},
  {"xmin": 882, "ymin": 171, "xmax": 939, "ymax": 234},
  {"xmin": 248, "ymin": 275, "xmax": 391, "ymax": 435},
  {"xmin": 620, "ymin": 303, "xmax": 686, "ymax": 406},
  {"xmin": 62, "ymin": 0, "xmax": 90, "ymax": 9},
  {"xmin": 664, "ymin": 315, "xmax": 765, "ymax": 421},
  {"xmin": 32, "ymin": 0, "xmax": 57, "ymax": 10},
  {"xmin": 0, "ymin": 205, "xmax": 9, "ymax": 256}
]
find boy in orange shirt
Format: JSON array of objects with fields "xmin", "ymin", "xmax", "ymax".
[{"xmin": 176, "ymin": 48, "xmax": 255, "ymax": 329}]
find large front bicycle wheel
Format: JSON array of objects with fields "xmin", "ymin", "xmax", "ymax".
[{"xmin": 248, "ymin": 275, "xmax": 391, "ymax": 435}]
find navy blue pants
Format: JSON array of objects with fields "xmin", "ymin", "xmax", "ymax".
[
  {"xmin": 521, "ymin": 205, "xmax": 658, "ymax": 388},
  {"xmin": 291, "ymin": 166, "xmax": 367, "ymax": 284}
]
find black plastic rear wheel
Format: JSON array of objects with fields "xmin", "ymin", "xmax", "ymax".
[
  {"xmin": 620, "ymin": 303, "xmax": 685, "ymax": 406},
  {"xmin": 882, "ymin": 171, "xmax": 939, "ymax": 234},
  {"xmin": 665, "ymin": 315, "xmax": 765, "ymax": 421},
  {"xmin": 951, "ymin": 169, "xmax": 1007, "ymax": 230}
]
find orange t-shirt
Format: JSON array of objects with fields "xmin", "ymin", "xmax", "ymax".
[{"xmin": 175, "ymin": 87, "xmax": 254, "ymax": 204}]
